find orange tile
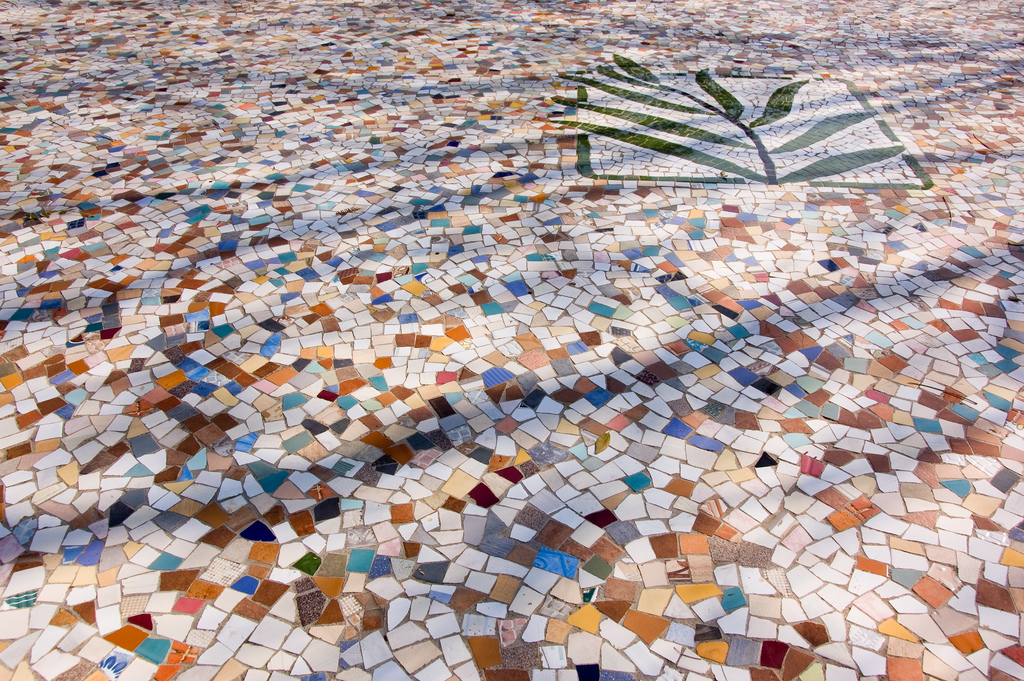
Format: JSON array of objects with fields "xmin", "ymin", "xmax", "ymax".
[
  {"xmin": 857, "ymin": 556, "xmax": 888, "ymax": 577},
  {"xmin": 678, "ymin": 534, "xmax": 710, "ymax": 554},
  {"xmin": 621, "ymin": 610, "xmax": 669, "ymax": 645},
  {"xmin": 156, "ymin": 370, "xmax": 186, "ymax": 389},
  {"xmin": 949, "ymin": 631, "xmax": 984, "ymax": 655},
  {"xmin": 103, "ymin": 625, "xmax": 148, "ymax": 651},
  {"xmin": 155, "ymin": 665, "xmax": 181, "ymax": 681},
  {"xmin": 827, "ymin": 509, "xmax": 860, "ymax": 531}
]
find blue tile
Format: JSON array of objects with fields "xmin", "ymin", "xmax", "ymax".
[
  {"xmin": 689, "ymin": 435, "xmax": 724, "ymax": 452},
  {"xmin": 533, "ymin": 547, "xmax": 579, "ymax": 578},
  {"xmin": 584, "ymin": 388, "xmax": 612, "ymax": 408},
  {"xmin": 663, "ymin": 418, "xmax": 693, "ymax": 439},
  {"xmin": 728, "ymin": 367, "xmax": 758, "ymax": 386},
  {"xmin": 482, "ymin": 367, "xmax": 515, "ymax": 388}
]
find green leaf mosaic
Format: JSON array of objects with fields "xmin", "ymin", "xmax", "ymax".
[{"xmin": 554, "ymin": 56, "xmax": 934, "ymax": 188}]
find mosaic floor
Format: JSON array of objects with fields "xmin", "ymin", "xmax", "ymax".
[{"xmin": 1, "ymin": 0, "xmax": 1023, "ymax": 679}]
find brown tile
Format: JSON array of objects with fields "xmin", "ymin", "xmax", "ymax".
[
  {"xmin": 469, "ymin": 637, "xmax": 502, "ymax": 668},
  {"xmin": 449, "ymin": 588, "xmax": 486, "ymax": 613},
  {"xmin": 200, "ymin": 526, "xmax": 235, "ymax": 548},
  {"xmin": 287, "ymin": 510, "xmax": 315, "ymax": 536},
  {"xmin": 159, "ymin": 570, "xmax": 199, "ymax": 592},
  {"xmin": 782, "ymin": 648, "xmax": 815, "ymax": 680},
  {"xmin": 793, "ymin": 621, "xmax": 829, "ymax": 647},
  {"xmin": 557, "ymin": 539, "xmax": 593, "ymax": 562},
  {"xmin": 603, "ymin": 577, "xmax": 639, "ymax": 601},
  {"xmin": 590, "ymin": 536, "xmax": 624, "ymax": 564},
  {"xmin": 72, "ymin": 601, "xmax": 96, "ymax": 624},
  {"xmin": 252, "ymin": 580, "xmax": 290, "ymax": 607},
  {"xmin": 262, "ymin": 505, "xmax": 286, "ymax": 526},
  {"xmin": 536, "ymin": 520, "xmax": 573, "ymax": 549},
  {"xmin": 506, "ymin": 544, "xmax": 537, "ymax": 567},
  {"xmin": 593, "ymin": 600, "xmax": 631, "ymax": 622},
  {"xmin": 650, "ymin": 533, "xmax": 678, "ymax": 558},
  {"xmin": 232, "ymin": 598, "xmax": 269, "ymax": 620},
  {"xmin": 195, "ymin": 504, "xmax": 229, "ymax": 527},
  {"xmin": 316, "ymin": 600, "xmax": 345, "ymax": 625},
  {"xmin": 977, "ymin": 579, "xmax": 1016, "ymax": 613}
]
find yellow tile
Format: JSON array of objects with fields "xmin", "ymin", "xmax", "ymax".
[
  {"xmin": 1002, "ymin": 548, "xmax": 1024, "ymax": 567},
  {"xmin": 402, "ymin": 280, "xmax": 426, "ymax": 296},
  {"xmin": 213, "ymin": 387, "xmax": 239, "ymax": 407},
  {"xmin": 239, "ymin": 356, "xmax": 268, "ymax": 373},
  {"xmin": 637, "ymin": 588, "xmax": 673, "ymax": 616},
  {"xmin": 164, "ymin": 480, "xmax": 193, "ymax": 495},
  {"xmin": 688, "ymin": 331, "xmax": 716, "ymax": 346},
  {"xmin": 694, "ymin": 364, "xmax": 720, "ymax": 379},
  {"xmin": 675, "ymin": 584, "xmax": 723, "ymax": 603},
  {"xmin": 514, "ymin": 449, "xmax": 531, "ymax": 465},
  {"xmin": 566, "ymin": 604, "xmax": 601, "ymax": 634},
  {"xmin": 696, "ymin": 641, "xmax": 728, "ymax": 663},
  {"xmin": 440, "ymin": 469, "xmax": 478, "ymax": 499},
  {"xmin": 556, "ymin": 419, "xmax": 579, "ymax": 436}
]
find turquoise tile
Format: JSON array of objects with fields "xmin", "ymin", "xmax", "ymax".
[{"xmin": 347, "ymin": 549, "xmax": 375, "ymax": 573}]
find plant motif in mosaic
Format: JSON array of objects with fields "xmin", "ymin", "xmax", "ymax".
[{"xmin": 553, "ymin": 55, "xmax": 932, "ymax": 188}]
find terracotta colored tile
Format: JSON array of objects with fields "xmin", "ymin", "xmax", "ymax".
[
  {"xmin": 887, "ymin": 657, "xmax": 923, "ymax": 681},
  {"xmin": 185, "ymin": 580, "xmax": 224, "ymax": 600},
  {"xmin": 912, "ymin": 576, "xmax": 953, "ymax": 608},
  {"xmin": 249, "ymin": 543, "xmax": 280, "ymax": 563},
  {"xmin": 391, "ymin": 503, "xmax": 414, "ymax": 523}
]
